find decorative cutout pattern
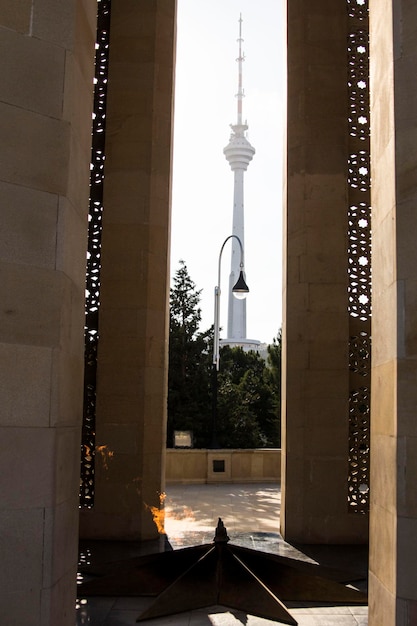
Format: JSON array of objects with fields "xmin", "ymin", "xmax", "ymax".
[
  {"xmin": 347, "ymin": 0, "xmax": 369, "ymax": 21},
  {"xmin": 80, "ymin": 0, "xmax": 111, "ymax": 508},
  {"xmin": 349, "ymin": 332, "xmax": 371, "ymax": 377},
  {"xmin": 348, "ymin": 151, "xmax": 370, "ymax": 192},
  {"xmin": 348, "ymin": 28, "xmax": 369, "ymax": 142},
  {"xmin": 348, "ymin": 386, "xmax": 370, "ymax": 510},
  {"xmin": 348, "ymin": 202, "xmax": 371, "ymax": 321},
  {"xmin": 347, "ymin": 0, "xmax": 371, "ymax": 514}
]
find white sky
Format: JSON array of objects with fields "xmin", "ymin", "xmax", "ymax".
[{"xmin": 170, "ymin": 0, "xmax": 286, "ymax": 345}]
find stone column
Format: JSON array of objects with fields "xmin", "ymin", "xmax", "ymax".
[
  {"xmin": 0, "ymin": 2, "xmax": 96, "ymax": 625},
  {"xmin": 79, "ymin": 0, "xmax": 176, "ymax": 541},
  {"xmin": 282, "ymin": 0, "xmax": 368, "ymax": 543},
  {"xmin": 369, "ymin": 0, "xmax": 417, "ymax": 623}
]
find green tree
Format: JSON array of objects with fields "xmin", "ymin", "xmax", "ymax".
[
  {"xmin": 265, "ymin": 330, "xmax": 282, "ymax": 445},
  {"xmin": 266, "ymin": 330, "xmax": 282, "ymax": 393},
  {"xmin": 216, "ymin": 344, "xmax": 281, "ymax": 448},
  {"xmin": 167, "ymin": 261, "xmax": 212, "ymax": 447}
]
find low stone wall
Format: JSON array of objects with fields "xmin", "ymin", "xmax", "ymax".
[{"xmin": 165, "ymin": 448, "xmax": 281, "ymax": 484}]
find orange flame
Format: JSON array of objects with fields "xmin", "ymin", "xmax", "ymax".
[
  {"xmin": 145, "ymin": 492, "xmax": 166, "ymax": 534},
  {"xmin": 96, "ymin": 445, "xmax": 114, "ymax": 470},
  {"xmin": 84, "ymin": 445, "xmax": 92, "ymax": 461}
]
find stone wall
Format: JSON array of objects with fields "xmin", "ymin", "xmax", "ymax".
[
  {"xmin": 166, "ymin": 449, "xmax": 281, "ymax": 484},
  {"xmin": 0, "ymin": 2, "xmax": 97, "ymax": 625},
  {"xmin": 78, "ymin": 0, "xmax": 176, "ymax": 543},
  {"xmin": 282, "ymin": 0, "xmax": 368, "ymax": 545},
  {"xmin": 369, "ymin": 0, "xmax": 417, "ymax": 622}
]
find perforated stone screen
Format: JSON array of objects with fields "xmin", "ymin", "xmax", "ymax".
[
  {"xmin": 347, "ymin": 0, "xmax": 371, "ymax": 514},
  {"xmin": 80, "ymin": 0, "xmax": 111, "ymax": 508}
]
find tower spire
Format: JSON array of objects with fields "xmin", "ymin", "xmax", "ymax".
[{"xmin": 236, "ymin": 13, "xmax": 244, "ymax": 126}]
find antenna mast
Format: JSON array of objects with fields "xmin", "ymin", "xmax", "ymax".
[{"xmin": 237, "ymin": 13, "xmax": 244, "ymax": 126}]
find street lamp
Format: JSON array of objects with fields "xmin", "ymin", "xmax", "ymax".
[
  {"xmin": 213, "ymin": 235, "xmax": 249, "ymax": 370},
  {"xmin": 211, "ymin": 235, "xmax": 249, "ymax": 447}
]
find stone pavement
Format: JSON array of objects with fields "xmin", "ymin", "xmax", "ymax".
[{"xmin": 76, "ymin": 483, "xmax": 368, "ymax": 625}]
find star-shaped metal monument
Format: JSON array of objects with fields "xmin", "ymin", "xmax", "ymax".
[{"xmin": 78, "ymin": 518, "xmax": 367, "ymax": 625}]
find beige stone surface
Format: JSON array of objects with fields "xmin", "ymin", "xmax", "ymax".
[
  {"xmin": 0, "ymin": 507, "xmax": 44, "ymax": 626},
  {"xmin": 231, "ymin": 453, "xmax": 251, "ymax": 479},
  {"xmin": 63, "ymin": 50, "xmax": 95, "ymax": 141},
  {"xmin": 49, "ymin": 349, "xmax": 85, "ymax": 429},
  {"xmin": 98, "ymin": 423, "xmax": 141, "ymax": 456},
  {"xmin": 0, "ymin": 102, "xmax": 70, "ymax": 193},
  {"xmin": 0, "ymin": 1, "xmax": 96, "ymax": 624},
  {"xmin": 370, "ymin": 363, "xmax": 397, "ymax": 437},
  {"xmin": 263, "ymin": 450, "xmax": 281, "ymax": 478},
  {"xmin": 0, "ymin": 181, "xmax": 58, "ymax": 268},
  {"xmin": 42, "ymin": 496, "xmax": 80, "ymax": 585},
  {"xmin": 66, "ymin": 132, "xmax": 94, "ymax": 219},
  {"xmin": 368, "ymin": 571, "xmax": 396, "ymax": 626},
  {"xmin": 165, "ymin": 450, "xmax": 281, "ymax": 484},
  {"xmin": 166, "ymin": 450, "xmax": 207, "ymax": 483},
  {"xmin": 41, "ymin": 566, "xmax": 79, "ymax": 626},
  {"xmin": 0, "ymin": 343, "xmax": 52, "ymax": 427},
  {"xmin": 369, "ymin": 0, "xmax": 417, "ymax": 622},
  {"xmin": 0, "ymin": 0, "xmax": 32, "ymax": 32},
  {"xmin": 370, "ymin": 433, "xmax": 396, "ymax": 516},
  {"xmin": 0, "ymin": 27, "xmax": 65, "ymax": 118},
  {"xmin": 54, "ymin": 427, "xmax": 84, "ymax": 504},
  {"xmin": 56, "ymin": 198, "xmax": 89, "ymax": 286},
  {"xmin": 0, "ymin": 428, "xmax": 56, "ymax": 509},
  {"xmin": 282, "ymin": 0, "xmax": 368, "ymax": 545},
  {"xmin": 308, "ymin": 341, "xmax": 348, "ymax": 371},
  {"xmin": 31, "ymin": 0, "xmax": 95, "ymax": 50},
  {"xmin": 0, "ymin": 507, "xmax": 44, "ymax": 593},
  {"xmin": 0, "ymin": 263, "xmax": 69, "ymax": 347},
  {"xmin": 80, "ymin": 1, "xmax": 175, "ymax": 542}
]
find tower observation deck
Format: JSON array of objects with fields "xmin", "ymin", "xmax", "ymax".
[{"xmin": 222, "ymin": 15, "xmax": 260, "ymax": 353}]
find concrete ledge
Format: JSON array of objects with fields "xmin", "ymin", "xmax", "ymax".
[{"xmin": 165, "ymin": 448, "xmax": 281, "ymax": 484}]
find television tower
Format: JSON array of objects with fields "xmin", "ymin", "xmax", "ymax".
[{"xmin": 223, "ymin": 16, "xmax": 259, "ymax": 351}]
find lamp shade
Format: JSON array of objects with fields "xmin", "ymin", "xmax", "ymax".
[{"xmin": 232, "ymin": 270, "xmax": 249, "ymax": 299}]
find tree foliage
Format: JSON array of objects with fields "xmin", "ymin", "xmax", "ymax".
[
  {"xmin": 216, "ymin": 345, "xmax": 281, "ymax": 448},
  {"xmin": 266, "ymin": 329, "xmax": 282, "ymax": 393},
  {"xmin": 167, "ymin": 261, "xmax": 281, "ymax": 449},
  {"xmin": 167, "ymin": 261, "xmax": 212, "ymax": 447}
]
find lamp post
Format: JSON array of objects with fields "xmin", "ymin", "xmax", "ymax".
[{"xmin": 211, "ymin": 235, "xmax": 249, "ymax": 448}]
